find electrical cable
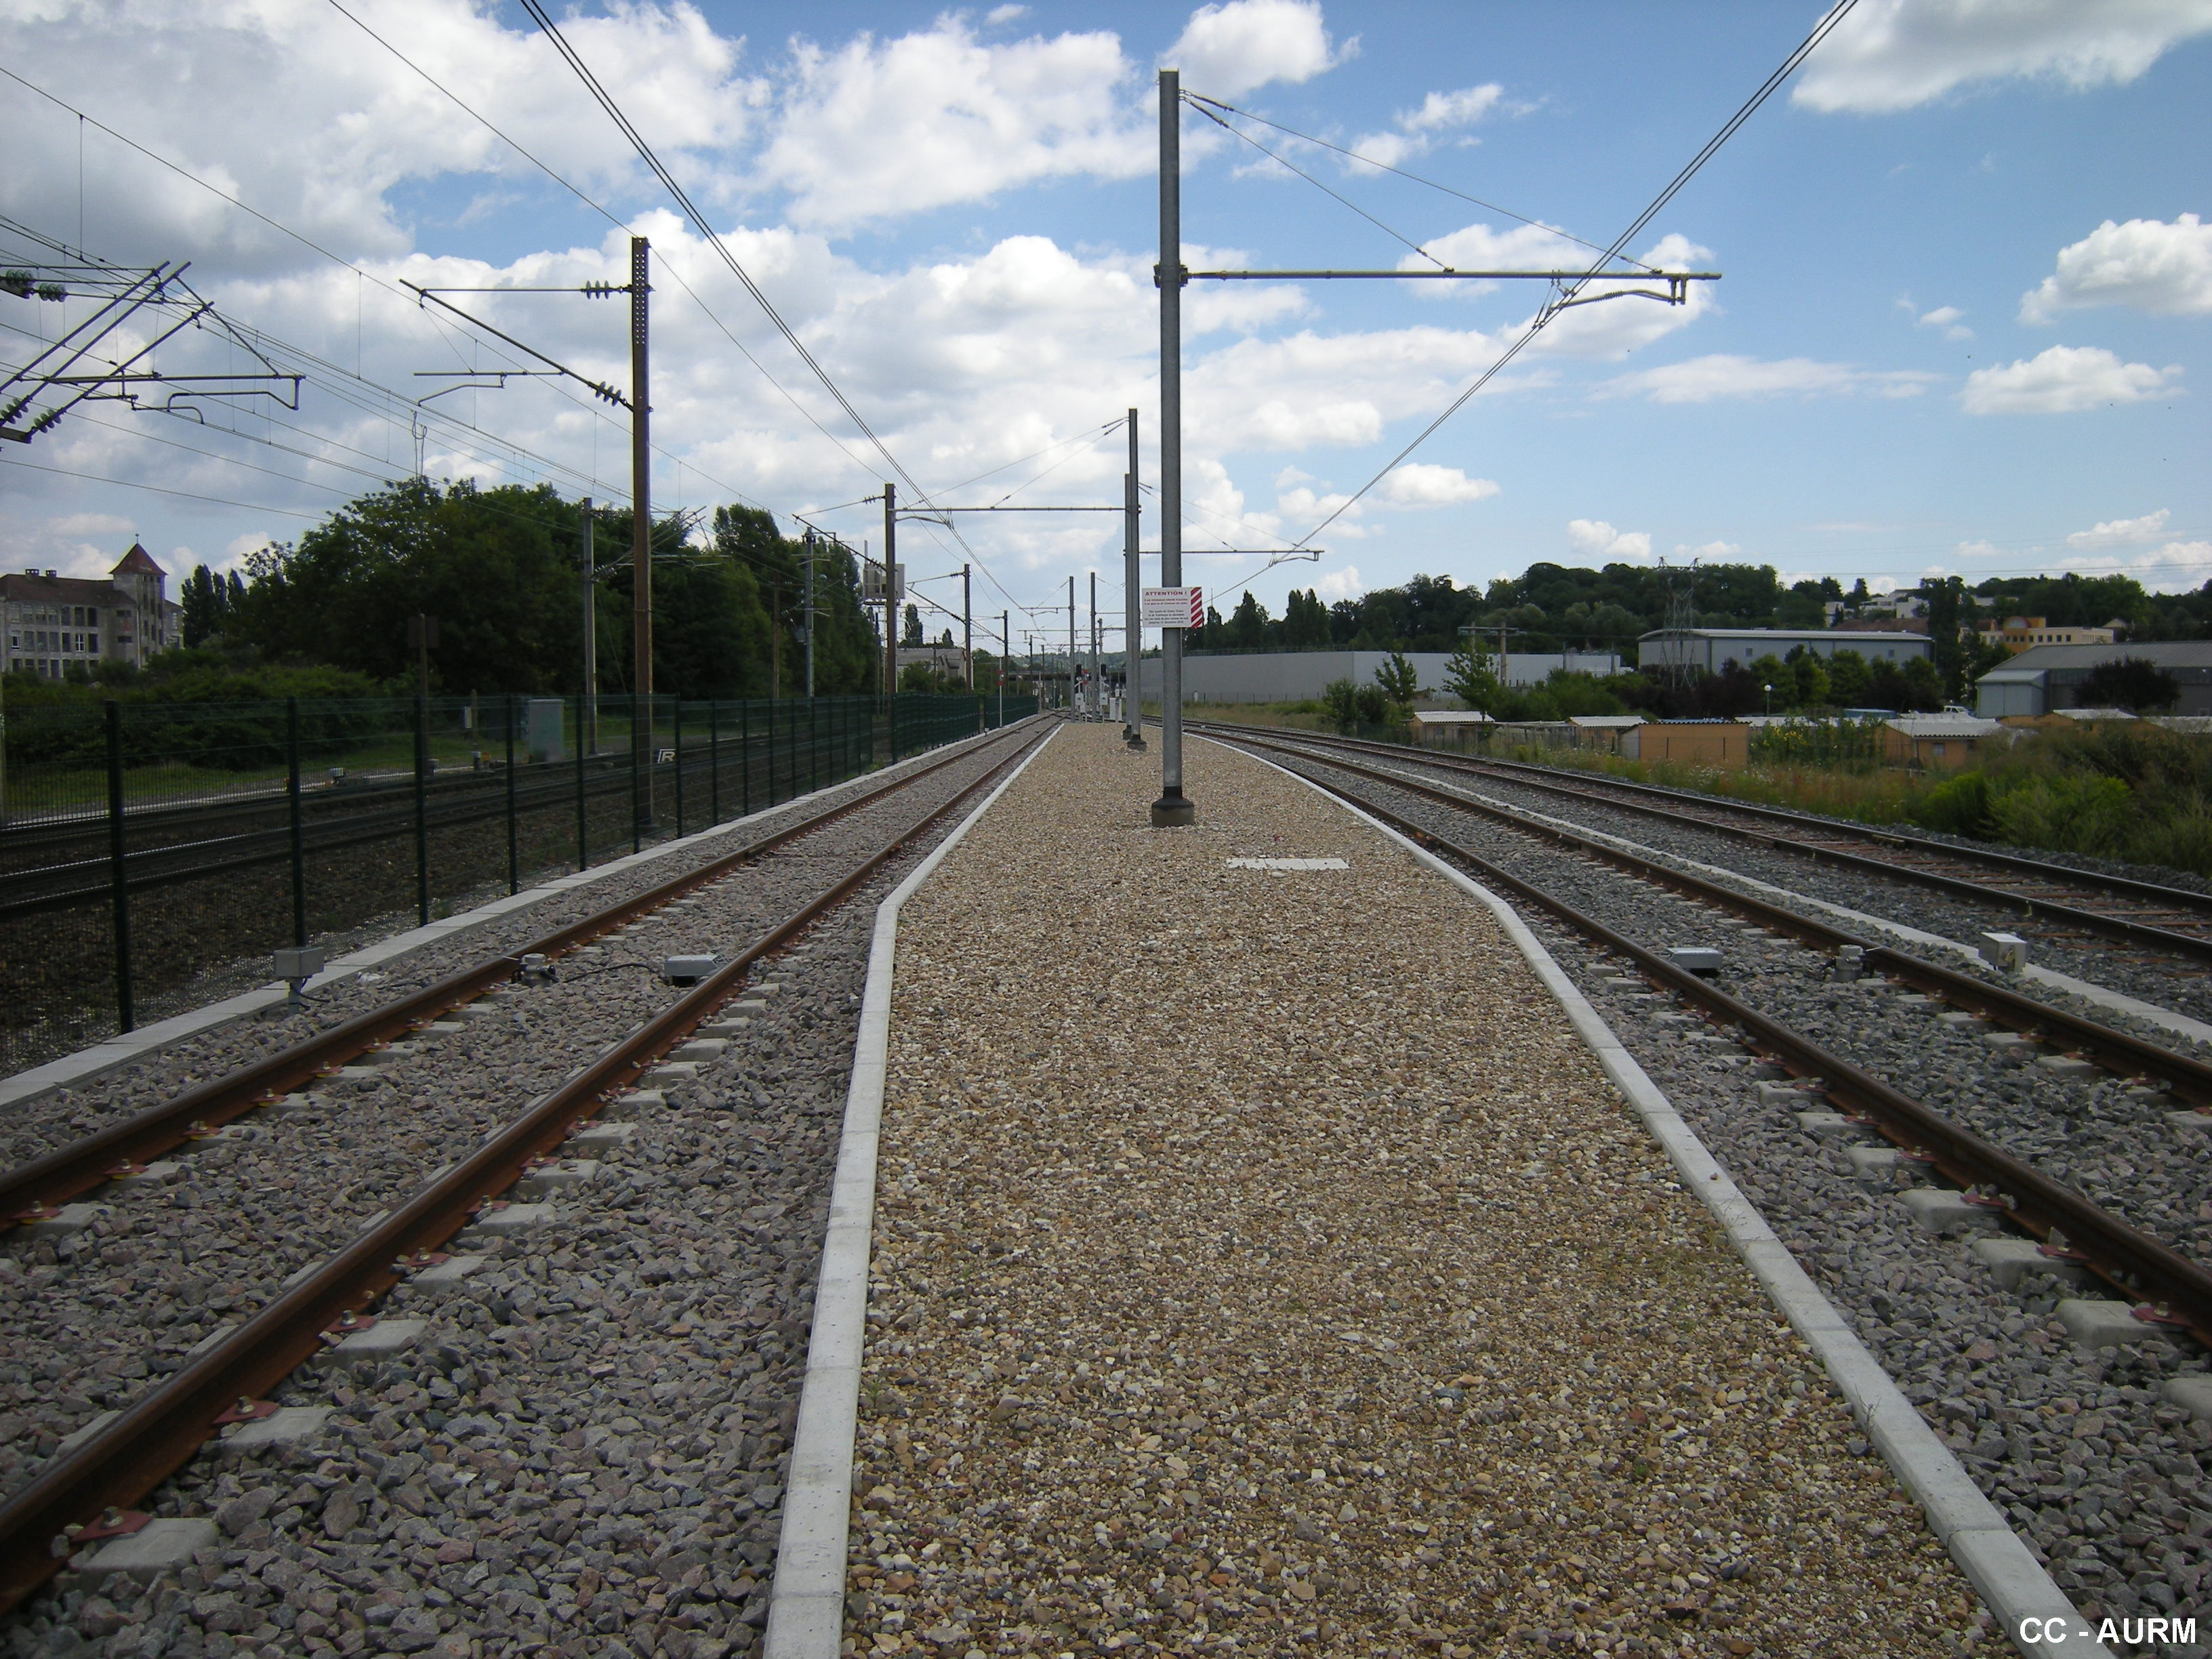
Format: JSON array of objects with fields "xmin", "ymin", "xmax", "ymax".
[
  {"xmin": 0, "ymin": 453, "xmax": 327, "ymax": 518},
  {"xmin": 511, "ymin": 0, "xmax": 1046, "ymax": 615},
  {"xmin": 1285, "ymin": 0, "xmax": 1866, "ymax": 556},
  {"xmin": 1184, "ymin": 101, "xmax": 1450, "ymax": 270},
  {"xmin": 1181, "ymin": 93, "xmax": 1653, "ymax": 272}
]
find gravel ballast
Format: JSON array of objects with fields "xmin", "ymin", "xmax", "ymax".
[{"xmin": 848, "ymin": 726, "xmax": 1987, "ymax": 1658}]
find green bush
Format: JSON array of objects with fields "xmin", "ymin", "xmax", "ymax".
[
  {"xmin": 1909, "ymin": 771, "xmax": 1992, "ymax": 837},
  {"xmin": 1984, "ymin": 773, "xmax": 2134, "ymax": 857}
]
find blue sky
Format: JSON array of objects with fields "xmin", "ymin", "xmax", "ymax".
[{"xmin": 1, "ymin": 0, "xmax": 2207, "ymax": 646}]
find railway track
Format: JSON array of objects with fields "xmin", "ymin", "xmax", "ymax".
[
  {"xmin": 1197, "ymin": 722, "xmax": 2212, "ymax": 1343},
  {"xmin": 1212, "ymin": 723, "xmax": 2212, "ymax": 972},
  {"xmin": 0, "ymin": 718, "xmax": 1048, "ymax": 1618}
]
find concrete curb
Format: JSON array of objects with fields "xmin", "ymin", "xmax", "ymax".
[
  {"xmin": 1240, "ymin": 746, "xmax": 2108, "ymax": 1659},
  {"xmin": 765, "ymin": 726, "xmax": 1060, "ymax": 1659},
  {"xmin": 1, "ymin": 722, "xmax": 1034, "ymax": 1111}
]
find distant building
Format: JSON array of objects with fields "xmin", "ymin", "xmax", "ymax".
[
  {"xmin": 1620, "ymin": 719, "xmax": 1749, "ymax": 769},
  {"xmin": 1882, "ymin": 714, "xmax": 2011, "ymax": 771},
  {"xmin": 1975, "ymin": 615, "xmax": 2119, "ymax": 653},
  {"xmin": 1636, "ymin": 628, "xmax": 1931, "ymax": 676},
  {"xmin": 1137, "ymin": 649, "xmax": 1622, "ymax": 705},
  {"xmin": 1, "ymin": 544, "xmax": 180, "ymax": 679},
  {"xmin": 1975, "ymin": 640, "xmax": 2212, "ymax": 718},
  {"xmin": 895, "ymin": 644, "xmax": 971, "ymax": 682}
]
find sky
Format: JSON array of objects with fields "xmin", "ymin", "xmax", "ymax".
[{"xmin": 1, "ymin": 0, "xmax": 2208, "ymax": 653}]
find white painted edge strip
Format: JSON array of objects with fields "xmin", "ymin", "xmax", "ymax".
[
  {"xmin": 1, "ymin": 720, "xmax": 1038, "ymax": 1111},
  {"xmin": 765, "ymin": 724, "xmax": 1059, "ymax": 1659},
  {"xmin": 1228, "ymin": 742, "xmax": 2110, "ymax": 1659},
  {"xmin": 1355, "ymin": 752, "xmax": 2212, "ymax": 1048}
]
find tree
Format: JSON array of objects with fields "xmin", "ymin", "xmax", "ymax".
[
  {"xmin": 1283, "ymin": 588, "xmax": 1332, "ymax": 649},
  {"xmin": 2079, "ymin": 656, "xmax": 2181, "ymax": 712},
  {"xmin": 1374, "ymin": 649, "xmax": 1421, "ymax": 707},
  {"xmin": 1925, "ymin": 575, "xmax": 1970, "ymax": 701},
  {"xmin": 1443, "ymin": 633, "xmax": 1500, "ymax": 712},
  {"xmin": 1826, "ymin": 649, "xmax": 1871, "ymax": 706},
  {"xmin": 1225, "ymin": 592, "xmax": 1269, "ymax": 651},
  {"xmin": 179, "ymin": 564, "xmax": 231, "ymax": 647},
  {"xmin": 901, "ymin": 603, "xmax": 923, "ymax": 647}
]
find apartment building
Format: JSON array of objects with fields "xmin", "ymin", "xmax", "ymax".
[{"xmin": 1, "ymin": 544, "xmax": 180, "ymax": 678}]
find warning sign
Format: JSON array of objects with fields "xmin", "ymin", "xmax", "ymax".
[{"xmin": 1141, "ymin": 585, "xmax": 1204, "ymax": 630}]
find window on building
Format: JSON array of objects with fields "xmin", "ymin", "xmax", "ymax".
[{"xmin": 89, "ymin": 634, "xmax": 99, "ymax": 654}]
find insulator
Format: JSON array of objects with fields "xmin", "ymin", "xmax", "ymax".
[
  {"xmin": 35, "ymin": 283, "xmax": 66, "ymax": 302},
  {"xmin": 1, "ymin": 270, "xmax": 32, "ymax": 299}
]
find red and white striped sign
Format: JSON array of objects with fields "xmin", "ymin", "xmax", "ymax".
[{"xmin": 1141, "ymin": 585, "xmax": 1204, "ymax": 630}]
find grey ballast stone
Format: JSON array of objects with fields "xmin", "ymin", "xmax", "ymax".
[
  {"xmin": 1795, "ymin": 1111, "xmax": 1867, "ymax": 1143},
  {"xmin": 75, "ymin": 1517, "xmax": 219, "ymax": 1579},
  {"xmin": 2037, "ymin": 1054, "xmax": 2101, "ymax": 1079},
  {"xmin": 1756, "ymin": 1081, "xmax": 1814, "ymax": 1107},
  {"xmin": 1982, "ymin": 1032, "xmax": 2038, "ymax": 1055},
  {"xmin": 2167, "ymin": 1109, "xmax": 2212, "ymax": 1135},
  {"xmin": 1937, "ymin": 1011, "xmax": 1985, "ymax": 1029},
  {"xmin": 699, "ymin": 1017, "xmax": 752, "ymax": 1036},
  {"xmin": 1898, "ymin": 1187, "xmax": 2002, "ymax": 1234},
  {"xmin": 2055, "ymin": 1298, "xmax": 2172, "ymax": 1350},
  {"xmin": 2160, "ymin": 1376, "xmax": 2212, "ymax": 1424},
  {"xmin": 1969, "ymin": 1237, "xmax": 2091, "ymax": 1292},
  {"xmin": 1891, "ymin": 994, "xmax": 1937, "ymax": 1009},
  {"xmin": 670, "ymin": 1038, "xmax": 729, "ymax": 1062},
  {"xmin": 607, "ymin": 1089, "xmax": 665, "ymax": 1119},
  {"xmin": 316, "ymin": 1317, "xmax": 428, "ymax": 1373},
  {"xmin": 642, "ymin": 1061, "xmax": 701, "ymax": 1086},
  {"xmin": 727, "ymin": 998, "xmax": 772, "ymax": 1018},
  {"xmin": 220, "ymin": 1406, "xmax": 334, "ymax": 1453}
]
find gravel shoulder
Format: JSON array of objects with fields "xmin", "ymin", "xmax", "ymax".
[{"xmin": 851, "ymin": 726, "xmax": 1986, "ymax": 1659}]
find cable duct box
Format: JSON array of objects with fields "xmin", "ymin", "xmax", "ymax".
[
  {"xmin": 1666, "ymin": 946, "xmax": 1724, "ymax": 975},
  {"xmin": 664, "ymin": 955, "xmax": 717, "ymax": 987}
]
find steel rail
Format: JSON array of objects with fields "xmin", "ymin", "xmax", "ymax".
[
  {"xmin": 1196, "ymin": 724, "xmax": 2212, "ymax": 1104},
  {"xmin": 0, "ymin": 721, "xmax": 1048, "ymax": 1616},
  {"xmin": 1202, "ymin": 722, "xmax": 2212, "ymax": 967},
  {"xmin": 0, "ymin": 722, "xmax": 1037, "ymax": 1223},
  {"xmin": 1200, "ymin": 729, "xmax": 2212, "ymax": 1353}
]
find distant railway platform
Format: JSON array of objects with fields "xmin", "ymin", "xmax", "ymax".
[{"xmin": 807, "ymin": 724, "xmax": 2007, "ymax": 1658}]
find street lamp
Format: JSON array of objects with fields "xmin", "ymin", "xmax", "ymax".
[{"xmin": 1763, "ymin": 682, "xmax": 1773, "ymax": 716}]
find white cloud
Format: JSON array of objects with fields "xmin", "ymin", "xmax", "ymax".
[
  {"xmin": 2066, "ymin": 508, "xmax": 2173, "ymax": 547},
  {"xmin": 1960, "ymin": 344, "xmax": 2182, "ymax": 413},
  {"xmin": 1376, "ymin": 464, "xmax": 1500, "ymax": 507},
  {"xmin": 1675, "ymin": 540, "xmax": 1742, "ymax": 560},
  {"xmin": 757, "ymin": 18, "xmax": 1150, "ymax": 228},
  {"xmin": 986, "ymin": 5, "xmax": 1029, "ymax": 23},
  {"xmin": 1350, "ymin": 83, "xmax": 1503, "ymax": 169},
  {"xmin": 2020, "ymin": 214, "xmax": 2212, "ymax": 322},
  {"xmin": 1915, "ymin": 304, "xmax": 1974, "ymax": 340},
  {"xmin": 1313, "ymin": 565, "xmax": 1364, "ymax": 601},
  {"xmin": 1792, "ymin": 0, "xmax": 2212, "ymax": 113},
  {"xmin": 1566, "ymin": 519, "xmax": 1651, "ymax": 561},
  {"xmin": 1164, "ymin": 0, "xmax": 1351, "ymax": 98},
  {"xmin": 1595, "ymin": 354, "xmax": 1938, "ymax": 403}
]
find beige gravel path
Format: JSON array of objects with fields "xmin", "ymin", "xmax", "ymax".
[{"xmin": 848, "ymin": 726, "xmax": 1987, "ymax": 1658}]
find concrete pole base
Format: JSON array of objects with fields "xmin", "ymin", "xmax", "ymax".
[
  {"xmin": 1125, "ymin": 733, "xmax": 1147, "ymax": 750},
  {"xmin": 1150, "ymin": 795, "xmax": 1195, "ymax": 827}
]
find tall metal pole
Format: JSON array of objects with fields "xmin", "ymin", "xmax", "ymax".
[
  {"xmin": 804, "ymin": 530, "xmax": 817, "ymax": 700},
  {"xmin": 105, "ymin": 701, "xmax": 132, "ymax": 1033},
  {"xmin": 882, "ymin": 483, "xmax": 898, "ymax": 706},
  {"xmin": 1088, "ymin": 570, "xmax": 1101, "ymax": 722},
  {"xmin": 630, "ymin": 235, "xmax": 654, "ymax": 833},
  {"xmin": 1152, "ymin": 68, "xmax": 1193, "ymax": 825},
  {"xmin": 962, "ymin": 563, "xmax": 972, "ymax": 689},
  {"xmin": 1123, "ymin": 408, "xmax": 1144, "ymax": 747},
  {"xmin": 579, "ymin": 497, "xmax": 596, "ymax": 760},
  {"xmin": 1067, "ymin": 574, "xmax": 1077, "ymax": 716},
  {"xmin": 1000, "ymin": 610, "xmax": 1008, "ymax": 729},
  {"xmin": 287, "ymin": 697, "xmax": 306, "ymax": 945}
]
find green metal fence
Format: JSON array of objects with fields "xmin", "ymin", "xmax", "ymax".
[{"xmin": 0, "ymin": 690, "xmax": 1034, "ymax": 1077}]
